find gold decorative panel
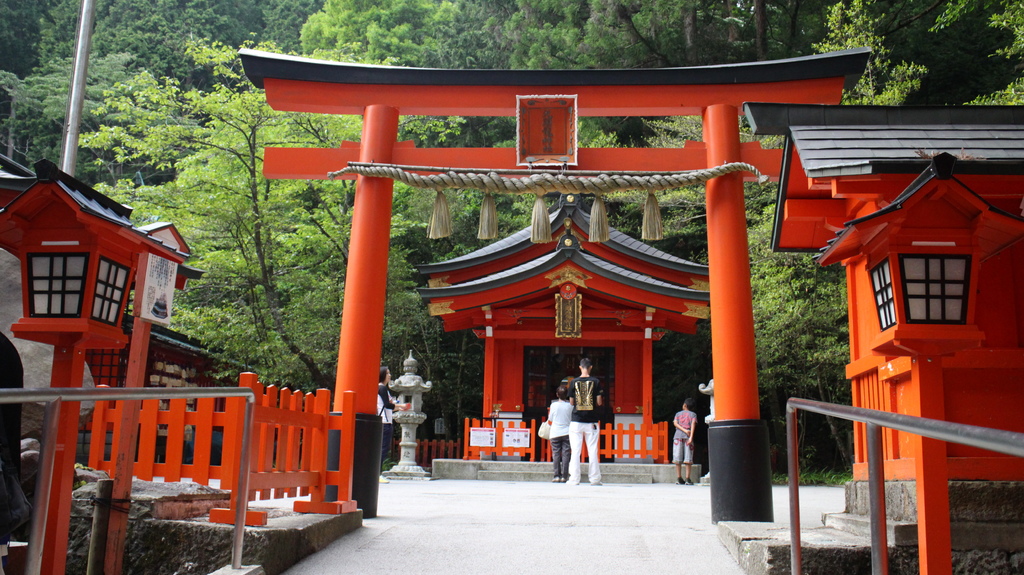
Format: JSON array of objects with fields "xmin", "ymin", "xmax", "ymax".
[
  {"xmin": 427, "ymin": 301, "xmax": 454, "ymax": 316},
  {"xmin": 555, "ymin": 291, "xmax": 582, "ymax": 338}
]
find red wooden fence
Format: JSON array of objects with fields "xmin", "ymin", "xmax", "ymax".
[
  {"xmin": 88, "ymin": 372, "xmax": 358, "ymax": 525},
  {"xmin": 389, "ymin": 438, "xmax": 461, "ymax": 468},
  {"xmin": 461, "ymin": 418, "xmax": 538, "ymax": 461},
  {"xmin": 462, "ymin": 419, "xmax": 670, "ymax": 463}
]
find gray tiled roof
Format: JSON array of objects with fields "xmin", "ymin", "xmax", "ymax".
[
  {"xmin": 418, "ymin": 202, "xmax": 708, "ymax": 276},
  {"xmin": 418, "ymin": 248, "xmax": 709, "ymax": 302},
  {"xmin": 790, "ymin": 125, "xmax": 1024, "ymax": 177},
  {"xmin": 744, "ymin": 103, "xmax": 1024, "ymax": 178}
]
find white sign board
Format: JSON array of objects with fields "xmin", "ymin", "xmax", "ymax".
[
  {"xmin": 138, "ymin": 254, "xmax": 177, "ymax": 326},
  {"xmin": 502, "ymin": 428, "xmax": 531, "ymax": 449},
  {"xmin": 469, "ymin": 427, "xmax": 496, "ymax": 448}
]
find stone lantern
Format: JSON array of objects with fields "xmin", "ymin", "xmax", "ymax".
[{"xmin": 385, "ymin": 350, "xmax": 432, "ymax": 479}]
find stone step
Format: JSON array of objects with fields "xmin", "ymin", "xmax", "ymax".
[
  {"xmin": 825, "ymin": 512, "xmax": 1024, "ymax": 553},
  {"xmin": 430, "ymin": 458, "xmax": 699, "ymax": 484},
  {"xmin": 719, "ymin": 521, "xmax": 889, "ymax": 575},
  {"xmin": 720, "ymin": 517, "xmax": 1024, "ymax": 575},
  {"xmin": 823, "ymin": 512, "xmax": 919, "ymax": 546},
  {"xmin": 477, "ymin": 469, "xmax": 653, "ymax": 483}
]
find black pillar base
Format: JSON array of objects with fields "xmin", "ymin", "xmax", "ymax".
[
  {"xmin": 326, "ymin": 412, "xmax": 382, "ymax": 518},
  {"xmin": 708, "ymin": 419, "xmax": 774, "ymax": 524}
]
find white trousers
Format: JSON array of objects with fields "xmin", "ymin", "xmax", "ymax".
[{"xmin": 568, "ymin": 421, "xmax": 601, "ymax": 484}]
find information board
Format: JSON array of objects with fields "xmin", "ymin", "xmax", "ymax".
[
  {"xmin": 502, "ymin": 428, "xmax": 531, "ymax": 449},
  {"xmin": 468, "ymin": 427, "xmax": 496, "ymax": 447}
]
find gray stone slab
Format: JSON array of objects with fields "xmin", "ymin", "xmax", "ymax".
[
  {"xmin": 431, "ymin": 458, "xmax": 699, "ymax": 483},
  {"xmin": 207, "ymin": 567, "xmax": 265, "ymax": 575},
  {"xmin": 823, "ymin": 512, "xmax": 919, "ymax": 546}
]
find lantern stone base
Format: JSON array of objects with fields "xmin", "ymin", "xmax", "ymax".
[{"xmin": 382, "ymin": 465, "xmax": 433, "ymax": 480}]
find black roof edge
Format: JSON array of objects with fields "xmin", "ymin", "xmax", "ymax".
[
  {"xmin": 177, "ymin": 263, "xmax": 206, "ymax": 280},
  {"xmin": 770, "ymin": 138, "xmax": 795, "ymax": 252},
  {"xmin": 240, "ymin": 48, "xmax": 870, "ymax": 91},
  {"xmin": 744, "ymin": 103, "xmax": 1024, "ymax": 135},
  {"xmin": 0, "ymin": 152, "xmax": 35, "ymax": 178},
  {"xmin": 417, "ymin": 251, "xmax": 564, "ymax": 298},
  {"xmin": 33, "ymin": 159, "xmax": 133, "ymax": 219},
  {"xmin": 418, "ymin": 249, "xmax": 710, "ymax": 302}
]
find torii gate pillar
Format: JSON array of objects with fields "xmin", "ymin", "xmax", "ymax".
[
  {"xmin": 333, "ymin": 105, "xmax": 399, "ymax": 518},
  {"xmin": 704, "ymin": 105, "xmax": 773, "ymax": 522}
]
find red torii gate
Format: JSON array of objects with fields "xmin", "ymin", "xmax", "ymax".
[{"xmin": 239, "ymin": 48, "xmax": 869, "ymax": 521}]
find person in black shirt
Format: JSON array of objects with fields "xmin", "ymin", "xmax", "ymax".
[{"xmin": 566, "ymin": 358, "xmax": 603, "ymax": 486}]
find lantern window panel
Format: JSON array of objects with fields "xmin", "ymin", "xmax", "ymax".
[
  {"xmin": 898, "ymin": 254, "xmax": 970, "ymax": 324},
  {"xmin": 27, "ymin": 253, "xmax": 89, "ymax": 317},
  {"xmin": 870, "ymin": 260, "xmax": 896, "ymax": 331},
  {"xmin": 91, "ymin": 257, "xmax": 131, "ymax": 325}
]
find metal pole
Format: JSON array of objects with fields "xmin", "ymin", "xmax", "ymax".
[
  {"xmin": 787, "ymin": 407, "xmax": 802, "ymax": 575},
  {"xmin": 867, "ymin": 423, "xmax": 889, "ymax": 575},
  {"xmin": 0, "ymin": 387, "xmax": 257, "ymax": 574},
  {"xmin": 25, "ymin": 399, "xmax": 61, "ymax": 575},
  {"xmin": 232, "ymin": 396, "xmax": 256, "ymax": 569},
  {"xmin": 60, "ymin": 0, "xmax": 97, "ymax": 174}
]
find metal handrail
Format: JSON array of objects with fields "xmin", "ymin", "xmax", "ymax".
[
  {"xmin": 0, "ymin": 386, "xmax": 256, "ymax": 574},
  {"xmin": 786, "ymin": 397, "xmax": 1024, "ymax": 575}
]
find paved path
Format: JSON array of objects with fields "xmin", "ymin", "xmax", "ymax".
[{"xmin": 273, "ymin": 480, "xmax": 845, "ymax": 575}]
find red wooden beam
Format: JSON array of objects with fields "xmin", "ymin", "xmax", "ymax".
[
  {"xmin": 263, "ymin": 77, "xmax": 849, "ymax": 117},
  {"xmin": 264, "ymin": 144, "xmax": 782, "ymax": 180}
]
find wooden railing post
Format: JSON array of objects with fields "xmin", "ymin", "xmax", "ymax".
[{"xmin": 209, "ymin": 373, "xmax": 268, "ymax": 526}]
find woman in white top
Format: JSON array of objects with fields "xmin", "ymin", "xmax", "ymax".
[{"xmin": 547, "ymin": 384, "xmax": 574, "ymax": 482}]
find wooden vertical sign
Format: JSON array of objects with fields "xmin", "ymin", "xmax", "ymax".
[{"xmin": 516, "ymin": 95, "xmax": 578, "ymax": 166}]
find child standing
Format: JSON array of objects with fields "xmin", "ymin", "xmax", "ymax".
[{"xmin": 673, "ymin": 398, "xmax": 697, "ymax": 485}]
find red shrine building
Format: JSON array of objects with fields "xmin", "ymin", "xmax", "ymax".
[
  {"xmin": 417, "ymin": 194, "xmax": 710, "ymax": 434},
  {"xmin": 745, "ymin": 103, "xmax": 1024, "ymax": 574}
]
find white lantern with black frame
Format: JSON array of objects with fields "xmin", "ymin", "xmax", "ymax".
[
  {"xmin": 899, "ymin": 254, "xmax": 970, "ymax": 324},
  {"xmin": 870, "ymin": 253, "xmax": 972, "ymax": 333},
  {"xmin": 27, "ymin": 252, "xmax": 90, "ymax": 318},
  {"xmin": 92, "ymin": 256, "xmax": 132, "ymax": 325},
  {"xmin": 27, "ymin": 251, "xmax": 133, "ymax": 327}
]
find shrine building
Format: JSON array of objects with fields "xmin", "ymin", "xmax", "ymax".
[
  {"xmin": 744, "ymin": 103, "xmax": 1024, "ymax": 574},
  {"xmin": 417, "ymin": 194, "xmax": 710, "ymax": 435}
]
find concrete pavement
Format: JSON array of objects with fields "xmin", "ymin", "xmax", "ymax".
[{"xmin": 272, "ymin": 480, "xmax": 845, "ymax": 575}]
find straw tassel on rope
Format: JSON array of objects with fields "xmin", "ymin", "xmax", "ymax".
[
  {"xmin": 530, "ymin": 193, "xmax": 552, "ymax": 243},
  {"xmin": 642, "ymin": 191, "xmax": 663, "ymax": 241},
  {"xmin": 428, "ymin": 190, "xmax": 452, "ymax": 239},
  {"xmin": 478, "ymin": 192, "xmax": 498, "ymax": 240},
  {"xmin": 327, "ymin": 161, "xmax": 770, "ymax": 242},
  {"xmin": 589, "ymin": 194, "xmax": 610, "ymax": 243}
]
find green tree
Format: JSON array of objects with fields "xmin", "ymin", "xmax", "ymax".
[
  {"xmin": 0, "ymin": 52, "xmax": 134, "ymax": 178},
  {"xmin": 747, "ymin": 198, "xmax": 852, "ymax": 469},
  {"xmin": 814, "ymin": 0, "xmax": 926, "ymax": 105},
  {"xmin": 301, "ymin": 0, "xmax": 450, "ymax": 65},
  {"xmin": 85, "ymin": 42, "xmax": 363, "ymax": 389},
  {"xmin": 935, "ymin": 0, "xmax": 1024, "ymax": 103},
  {"xmin": 0, "ymin": 0, "xmax": 52, "ymax": 78}
]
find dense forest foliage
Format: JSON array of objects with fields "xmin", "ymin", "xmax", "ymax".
[{"xmin": 2, "ymin": 0, "xmax": 1022, "ymax": 470}]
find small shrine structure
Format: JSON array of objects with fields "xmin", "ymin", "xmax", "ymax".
[
  {"xmin": 417, "ymin": 194, "xmax": 710, "ymax": 435},
  {"xmin": 0, "ymin": 159, "xmax": 197, "ymax": 574},
  {"xmin": 745, "ymin": 103, "xmax": 1024, "ymax": 574}
]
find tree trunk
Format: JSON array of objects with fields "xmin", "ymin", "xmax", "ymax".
[
  {"xmin": 755, "ymin": 0, "xmax": 768, "ymax": 60},
  {"xmin": 683, "ymin": 4, "xmax": 698, "ymax": 63},
  {"xmin": 817, "ymin": 376, "xmax": 853, "ymax": 467}
]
